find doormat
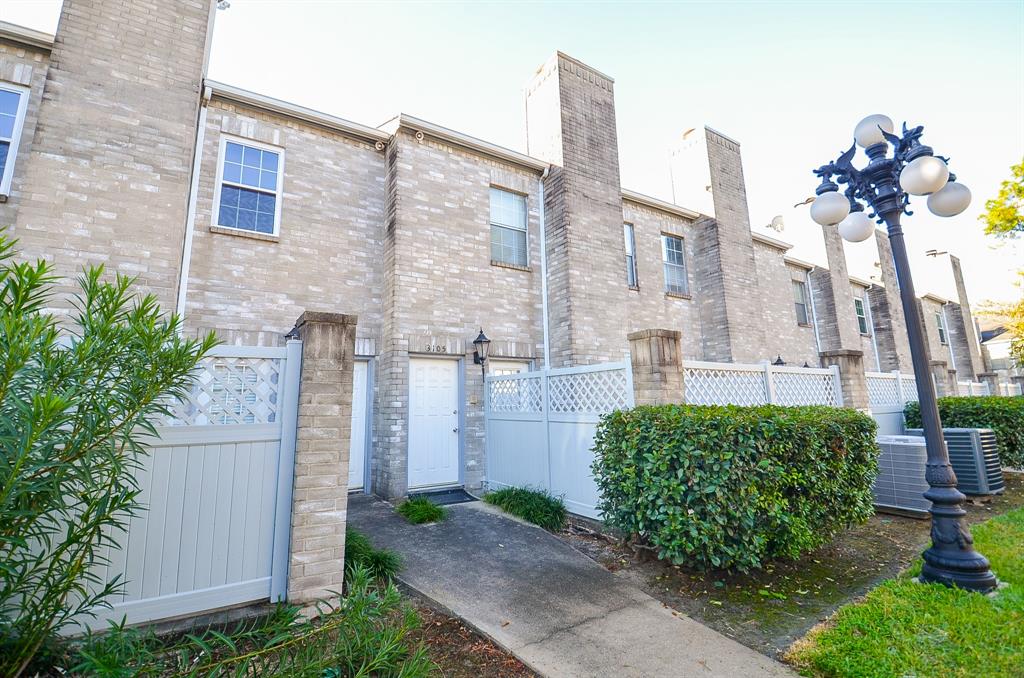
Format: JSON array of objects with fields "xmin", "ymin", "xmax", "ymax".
[{"xmin": 408, "ymin": 488, "xmax": 478, "ymax": 506}]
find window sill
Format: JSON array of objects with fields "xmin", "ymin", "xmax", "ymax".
[
  {"xmin": 860, "ymin": 332, "xmax": 872, "ymax": 337},
  {"xmin": 491, "ymin": 260, "xmax": 531, "ymax": 272},
  {"xmin": 210, "ymin": 224, "xmax": 280, "ymax": 243},
  {"xmin": 664, "ymin": 291, "xmax": 691, "ymax": 300},
  {"xmin": 627, "ymin": 285, "xmax": 641, "ymax": 292},
  {"xmin": 798, "ymin": 322, "xmax": 812, "ymax": 328}
]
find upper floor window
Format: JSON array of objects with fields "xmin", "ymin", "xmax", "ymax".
[
  {"xmin": 854, "ymin": 297, "xmax": 870, "ymax": 334},
  {"xmin": 935, "ymin": 311, "xmax": 948, "ymax": 344},
  {"xmin": 662, "ymin": 234, "xmax": 688, "ymax": 295},
  {"xmin": 623, "ymin": 223, "xmax": 638, "ymax": 288},
  {"xmin": 0, "ymin": 83, "xmax": 30, "ymax": 196},
  {"xmin": 490, "ymin": 187, "xmax": 528, "ymax": 267},
  {"xmin": 793, "ymin": 280, "xmax": 810, "ymax": 325},
  {"xmin": 214, "ymin": 137, "xmax": 284, "ymax": 235}
]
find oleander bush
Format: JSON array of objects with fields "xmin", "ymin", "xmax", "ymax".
[
  {"xmin": 592, "ymin": 404, "xmax": 878, "ymax": 572},
  {"xmin": 905, "ymin": 396, "xmax": 1024, "ymax": 468}
]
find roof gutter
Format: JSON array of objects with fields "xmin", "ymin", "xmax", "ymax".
[
  {"xmin": 384, "ymin": 114, "xmax": 547, "ymax": 173},
  {"xmin": 0, "ymin": 21, "xmax": 53, "ymax": 51}
]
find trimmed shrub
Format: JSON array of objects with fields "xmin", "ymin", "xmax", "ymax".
[
  {"xmin": 592, "ymin": 404, "xmax": 878, "ymax": 572},
  {"xmin": 484, "ymin": 487, "xmax": 567, "ymax": 531},
  {"xmin": 905, "ymin": 396, "xmax": 1024, "ymax": 469},
  {"xmin": 396, "ymin": 497, "xmax": 447, "ymax": 524}
]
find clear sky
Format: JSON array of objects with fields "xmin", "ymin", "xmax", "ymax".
[{"xmin": 4, "ymin": 0, "xmax": 1023, "ymax": 305}]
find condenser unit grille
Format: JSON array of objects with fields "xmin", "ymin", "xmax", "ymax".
[
  {"xmin": 874, "ymin": 435, "xmax": 931, "ymax": 515},
  {"xmin": 905, "ymin": 428, "xmax": 1005, "ymax": 496}
]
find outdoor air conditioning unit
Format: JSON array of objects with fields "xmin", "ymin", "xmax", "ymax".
[
  {"xmin": 874, "ymin": 435, "xmax": 931, "ymax": 516},
  {"xmin": 905, "ymin": 428, "xmax": 1005, "ymax": 496}
]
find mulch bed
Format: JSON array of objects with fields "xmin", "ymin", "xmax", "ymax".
[
  {"xmin": 409, "ymin": 605, "xmax": 536, "ymax": 678},
  {"xmin": 558, "ymin": 472, "xmax": 1024, "ymax": 659}
]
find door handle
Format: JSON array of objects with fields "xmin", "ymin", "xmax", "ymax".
[{"xmin": 452, "ymin": 427, "xmax": 459, "ymax": 433}]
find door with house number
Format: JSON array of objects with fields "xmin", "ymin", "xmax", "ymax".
[{"xmin": 408, "ymin": 358, "xmax": 460, "ymax": 489}]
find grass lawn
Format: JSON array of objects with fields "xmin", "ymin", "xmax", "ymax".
[{"xmin": 786, "ymin": 506, "xmax": 1024, "ymax": 678}]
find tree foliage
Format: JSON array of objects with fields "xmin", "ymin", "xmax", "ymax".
[
  {"xmin": 980, "ymin": 159, "xmax": 1024, "ymax": 238},
  {"xmin": 0, "ymin": 232, "xmax": 216, "ymax": 677}
]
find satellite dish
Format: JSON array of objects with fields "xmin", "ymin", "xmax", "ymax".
[{"xmin": 767, "ymin": 215, "xmax": 785, "ymax": 232}]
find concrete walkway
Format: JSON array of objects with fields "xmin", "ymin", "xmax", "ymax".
[{"xmin": 348, "ymin": 495, "xmax": 794, "ymax": 677}]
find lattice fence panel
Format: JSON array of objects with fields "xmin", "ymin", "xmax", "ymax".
[
  {"xmin": 488, "ymin": 376, "xmax": 543, "ymax": 413},
  {"xmin": 773, "ymin": 371, "xmax": 839, "ymax": 406},
  {"xmin": 899, "ymin": 376, "xmax": 919, "ymax": 403},
  {"xmin": 684, "ymin": 367, "xmax": 767, "ymax": 406},
  {"xmin": 548, "ymin": 368, "xmax": 631, "ymax": 414},
  {"xmin": 866, "ymin": 375, "xmax": 900, "ymax": 407},
  {"xmin": 165, "ymin": 355, "xmax": 283, "ymax": 426}
]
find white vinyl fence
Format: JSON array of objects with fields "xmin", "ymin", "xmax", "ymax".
[
  {"xmin": 81, "ymin": 342, "xmax": 301, "ymax": 630},
  {"xmin": 683, "ymin": 360, "xmax": 843, "ymax": 407},
  {"xmin": 485, "ymin": 362, "xmax": 633, "ymax": 519},
  {"xmin": 956, "ymin": 380, "xmax": 990, "ymax": 396},
  {"xmin": 998, "ymin": 382, "xmax": 1023, "ymax": 396},
  {"xmin": 866, "ymin": 370, "xmax": 919, "ymax": 434}
]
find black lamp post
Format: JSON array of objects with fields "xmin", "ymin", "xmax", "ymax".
[
  {"xmin": 809, "ymin": 115, "xmax": 995, "ymax": 592},
  {"xmin": 472, "ymin": 328, "xmax": 491, "ymax": 380}
]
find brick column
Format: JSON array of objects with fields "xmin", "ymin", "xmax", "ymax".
[
  {"xmin": 819, "ymin": 349, "xmax": 869, "ymax": 410},
  {"xmin": 947, "ymin": 368, "xmax": 959, "ymax": 397},
  {"xmin": 978, "ymin": 372, "xmax": 1000, "ymax": 397},
  {"xmin": 289, "ymin": 311, "xmax": 357, "ymax": 604},
  {"xmin": 628, "ymin": 329, "xmax": 685, "ymax": 405},
  {"xmin": 929, "ymin": 360, "xmax": 949, "ymax": 397}
]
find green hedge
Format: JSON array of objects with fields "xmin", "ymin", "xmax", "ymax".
[
  {"xmin": 592, "ymin": 404, "xmax": 878, "ymax": 572},
  {"xmin": 905, "ymin": 396, "xmax": 1024, "ymax": 468}
]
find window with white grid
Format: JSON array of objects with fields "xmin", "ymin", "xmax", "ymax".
[
  {"xmin": 793, "ymin": 280, "xmax": 810, "ymax": 325},
  {"xmin": 662, "ymin": 234, "xmax": 688, "ymax": 295},
  {"xmin": 0, "ymin": 83, "xmax": 29, "ymax": 196},
  {"xmin": 624, "ymin": 223, "xmax": 638, "ymax": 288},
  {"xmin": 490, "ymin": 187, "xmax": 528, "ymax": 267},
  {"xmin": 214, "ymin": 136, "xmax": 284, "ymax": 235},
  {"xmin": 935, "ymin": 311, "xmax": 948, "ymax": 344},
  {"xmin": 855, "ymin": 297, "xmax": 869, "ymax": 335}
]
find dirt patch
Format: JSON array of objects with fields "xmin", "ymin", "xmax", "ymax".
[
  {"xmin": 409, "ymin": 605, "xmax": 536, "ymax": 678},
  {"xmin": 560, "ymin": 472, "xmax": 1024, "ymax": 659}
]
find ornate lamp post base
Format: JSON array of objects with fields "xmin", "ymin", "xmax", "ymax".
[{"xmin": 920, "ymin": 479, "xmax": 998, "ymax": 592}]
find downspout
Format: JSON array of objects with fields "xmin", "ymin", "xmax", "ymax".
[
  {"xmin": 538, "ymin": 167, "xmax": 551, "ymax": 369},
  {"xmin": 175, "ymin": 85, "xmax": 211, "ymax": 325}
]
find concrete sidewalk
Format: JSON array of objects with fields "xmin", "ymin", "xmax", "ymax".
[{"xmin": 348, "ymin": 495, "xmax": 794, "ymax": 677}]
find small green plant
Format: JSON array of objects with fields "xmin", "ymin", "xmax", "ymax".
[
  {"xmin": 593, "ymin": 404, "xmax": 879, "ymax": 572},
  {"xmin": 0, "ymin": 232, "xmax": 216, "ymax": 677},
  {"xmin": 70, "ymin": 567, "xmax": 435, "ymax": 677},
  {"xmin": 396, "ymin": 496, "xmax": 448, "ymax": 524},
  {"xmin": 484, "ymin": 486, "xmax": 567, "ymax": 531},
  {"xmin": 906, "ymin": 396, "xmax": 1024, "ymax": 468},
  {"xmin": 345, "ymin": 528, "xmax": 402, "ymax": 583}
]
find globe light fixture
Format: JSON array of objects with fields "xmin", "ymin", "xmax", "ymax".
[
  {"xmin": 899, "ymin": 155, "xmax": 949, "ymax": 195},
  {"xmin": 838, "ymin": 210, "xmax": 875, "ymax": 243},
  {"xmin": 853, "ymin": 114, "xmax": 895, "ymax": 148},
  {"xmin": 810, "ymin": 118, "xmax": 996, "ymax": 593},
  {"xmin": 927, "ymin": 181, "xmax": 971, "ymax": 217},
  {"xmin": 810, "ymin": 190, "xmax": 851, "ymax": 226}
]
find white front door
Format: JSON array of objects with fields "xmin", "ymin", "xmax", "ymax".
[
  {"xmin": 348, "ymin": 360, "xmax": 368, "ymax": 490},
  {"xmin": 408, "ymin": 358, "xmax": 460, "ymax": 489}
]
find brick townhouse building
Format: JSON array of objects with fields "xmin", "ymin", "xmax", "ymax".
[{"xmin": 0, "ymin": 1, "xmax": 992, "ymax": 500}]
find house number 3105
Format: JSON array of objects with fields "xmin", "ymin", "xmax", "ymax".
[{"xmin": 423, "ymin": 344, "xmax": 448, "ymax": 353}]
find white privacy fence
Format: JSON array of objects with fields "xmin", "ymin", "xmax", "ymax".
[
  {"xmin": 485, "ymin": 362, "xmax": 634, "ymax": 520},
  {"xmin": 998, "ymin": 382, "xmax": 1023, "ymax": 396},
  {"xmin": 957, "ymin": 381, "xmax": 991, "ymax": 397},
  {"xmin": 682, "ymin": 360, "xmax": 843, "ymax": 407},
  {"xmin": 866, "ymin": 371, "xmax": 920, "ymax": 408},
  {"xmin": 82, "ymin": 343, "xmax": 301, "ymax": 631}
]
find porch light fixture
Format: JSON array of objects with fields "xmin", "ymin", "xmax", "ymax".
[
  {"xmin": 472, "ymin": 328, "xmax": 491, "ymax": 378},
  {"xmin": 772, "ymin": 355, "xmax": 785, "ymax": 366},
  {"xmin": 810, "ymin": 116, "xmax": 994, "ymax": 593}
]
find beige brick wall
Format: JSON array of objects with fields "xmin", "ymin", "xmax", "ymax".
[
  {"xmin": 182, "ymin": 98, "xmax": 387, "ymax": 347},
  {"xmin": 751, "ymin": 243, "xmax": 818, "ymax": 366},
  {"xmin": 11, "ymin": 0, "xmax": 213, "ymax": 312},
  {"xmin": 917, "ymin": 296, "xmax": 955, "ymax": 367},
  {"xmin": 0, "ymin": 38, "xmax": 49, "ymax": 222},
  {"xmin": 621, "ymin": 200, "xmax": 703, "ymax": 359},
  {"xmin": 375, "ymin": 129, "xmax": 545, "ymax": 497}
]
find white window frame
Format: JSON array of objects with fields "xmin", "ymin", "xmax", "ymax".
[
  {"xmin": 489, "ymin": 186, "xmax": 529, "ymax": 268},
  {"xmin": 793, "ymin": 279, "xmax": 810, "ymax": 326},
  {"xmin": 211, "ymin": 134, "xmax": 285, "ymax": 237},
  {"xmin": 854, "ymin": 297, "xmax": 870, "ymax": 335},
  {"xmin": 624, "ymin": 222, "xmax": 638, "ymax": 288},
  {"xmin": 488, "ymin": 359, "xmax": 532, "ymax": 376},
  {"xmin": 0, "ymin": 82, "xmax": 30, "ymax": 197},
  {"xmin": 935, "ymin": 311, "xmax": 948, "ymax": 345},
  {"xmin": 661, "ymin": 234, "xmax": 689, "ymax": 296}
]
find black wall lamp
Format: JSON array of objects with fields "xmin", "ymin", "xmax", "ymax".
[{"xmin": 472, "ymin": 328, "xmax": 491, "ymax": 378}]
